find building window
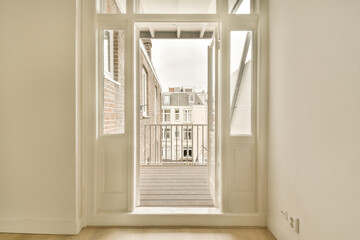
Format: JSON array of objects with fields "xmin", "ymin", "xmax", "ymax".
[
  {"xmin": 183, "ymin": 109, "xmax": 192, "ymax": 122},
  {"xmin": 162, "ymin": 146, "xmax": 171, "ymax": 159},
  {"xmin": 189, "ymin": 94, "xmax": 194, "ymax": 103},
  {"xmin": 175, "ymin": 131, "xmax": 180, "ymax": 138},
  {"xmin": 162, "ymin": 109, "xmax": 170, "ymax": 122},
  {"xmin": 164, "ymin": 95, "xmax": 170, "ymax": 105},
  {"xmin": 183, "ymin": 128, "xmax": 192, "ymax": 140},
  {"xmin": 141, "ymin": 67, "xmax": 148, "ymax": 116},
  {"xmin": 175, "ymin": 109, "xmax": 180, "ymax": 121},
  {"xmin": 162, "ymin": 127, "xmax": 171, "ymax": 139},
  {"xmin": 183, "ymin": 147, "xmax": 193, "ymax": 158}
]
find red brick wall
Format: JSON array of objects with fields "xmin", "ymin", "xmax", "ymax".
[
  {"xmin": 103, "ymin": 30, "xmax": 125, "ymax": 134},
  {"xmin": 139, "ymin": 40, "xmax": 162, "ymax": 164}
]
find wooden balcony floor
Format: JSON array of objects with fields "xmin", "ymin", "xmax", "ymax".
[{"xmin": 140, "ymin": 165, "xmax": 214, "ymax": 207}]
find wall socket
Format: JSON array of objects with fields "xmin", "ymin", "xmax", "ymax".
[
  {"xmin": 281, "ymin": 210, "xmax": 299, "ymax": 233},
  {"xmin": 280, "ymin": 210, "xmax": 288, "ymax": 220},
  {"xmin": 288, "ymin": 213, "xmax": 299, "ymax": 233}
]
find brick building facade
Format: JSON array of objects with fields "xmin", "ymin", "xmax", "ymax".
[
  {"xmin": 103, "ymin": 30, "xmax": 125, "ymax": 134},
  {"xmin": 139, "ymin": 39, "xmax": 162, "ymax": 164}
]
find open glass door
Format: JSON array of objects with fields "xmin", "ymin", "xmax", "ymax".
[{"xmin": 135, "ymin": 22, "xmax": 219, "ymax": 209}]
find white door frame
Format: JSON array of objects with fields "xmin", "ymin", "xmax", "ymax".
[{"xmin": 80, "ymin": 0, "xmax": 268, "ymax": 227}]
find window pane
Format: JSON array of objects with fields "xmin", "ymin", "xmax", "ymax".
[
  {"xmin": 137, "ymin": 0, "xmax": 216, "ymax": 14},
  {"xmin": 141, "ymin": 67, "xmax": 148, "ymax": 116},
  {"xmin": 228, "ymin": 0, "xmax": 251, "ymax": 14},
  {"xmin": 103, "ymin": 30, "xmax": 125, "ymax": 134},
  {"xmin": 230, "ymin": 31, "xmax": 252, "ymax": 135},
  {"xmin": 101, "ymin": 0, "xmax": 126, "ymax": 13},
  {"xmin": 104, "ymin": 31, "xmax": 111, "ymax": 72}
]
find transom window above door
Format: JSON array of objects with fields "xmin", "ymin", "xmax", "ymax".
[{"xmin": 99, "ymin": 0, "xmax": 253, "ymax": 14}]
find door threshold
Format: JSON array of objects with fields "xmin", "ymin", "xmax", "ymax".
[{"xmin": 133, "ymin": 207, "xmax": 221, "ymax": 214}]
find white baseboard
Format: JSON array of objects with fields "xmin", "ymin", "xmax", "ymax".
[
  {"xmin": 0, "ymin": 219, "xmax": 78, "ymax": 235},
  {"xmin": 87, "ymin": 212, "xmax": 267, "ymax": 227},
  {"xmin": 267, "ymin": 216, "xmax": 291, "ymax": 240},
  {"xmin": 76, "ymin": 215, "xmax": 86, "ymax": 234},
  {"xmin": 0, "ymin": 214, "xmax": 267, "ymax": 235}
]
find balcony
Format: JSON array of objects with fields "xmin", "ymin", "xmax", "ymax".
[
  {"xmin": 140, "ymin": 124, "xmax": 208, "ymax": 165},
  {"xmin": 139, "ymin": 124, "xmax": 213, "ymax": 207}
]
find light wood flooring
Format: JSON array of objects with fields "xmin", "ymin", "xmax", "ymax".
[
  {"xmin": 0, "ymin": 227, "xmax": 277, "ymax": 240},
  {"xmin": 139, "ymin": 165, "xmax": 214, "ymax": 207}
]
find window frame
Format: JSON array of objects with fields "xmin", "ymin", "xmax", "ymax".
[
  {"xmin": 91, "ymin": 0, "xmax": 264, "ymax": 215},
  {"xmin": 103, "ymin": 30, "xmax": 114, "ymax": 81},
  {"xmin": 183, "ymin": 109, "xmax": 192, "ymax": 122},
  {"xmin": 162, "ymin": 109, "xmax": 171, "ymax": 122},
  {"xmin": 141, "ymin": 66, "xmax": 148, "ymax": 117},
  {"xmin": 174, "ymin": 108, "xmax": 180, "ymax": 121}
]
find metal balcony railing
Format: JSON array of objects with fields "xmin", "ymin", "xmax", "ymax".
[{"xmin": 141, "ymin": 124, "xmax": 208, "ymax": 165}]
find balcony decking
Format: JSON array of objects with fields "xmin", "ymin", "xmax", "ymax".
[{"xmin": 140, "ymin": 165, "xmax": 214, "ymax": 207}]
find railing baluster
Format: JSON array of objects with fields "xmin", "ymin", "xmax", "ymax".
[
  {"xmin": 197, "ymin": 126, "xmax": 199, "ymax": 164},
  {"xmin": 176, "ymin": 125, "xmax": 178, "ymax": 164},
  {"xmin": 160, "ymin": 125, "xmax": 162, "ymax": 164},
  {"xmin": 170, "ymin": 125, "xmax": 173, "ymax": 164},
  {"xmin": 192, "ymin": 125, "xmax": 194, "ymax": 163},
  {"xmin": 202, "ymin": 125, "xmax": 205, "ymax": 164},
  {"xmin": 181, "ymin": 125, "xmax": 183, "ymax": 164},
  {"xmin": 186, "ymin": 126, "xmax": 189, "ymax": 163},
  {"xmin": 165, "ymin": 125, "xmax": 167, "ymax": 163},
  {"xmin": 144, "ymin": 125, "xmax": 146, "ymax": 164},
  {"xmin": 149, "ymin": 125, "xmax": 152, "ymax": 164},
  {"xmin": 154, "ymin": 125, "xmax": 157, "ymax": 165}
]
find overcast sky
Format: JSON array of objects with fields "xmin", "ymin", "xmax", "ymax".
[
  {"xmin": 151, "ymin": 39, "xmax": 211, "ymax": 93},
  {"xmin": 151, "ymin": 32, "xmax": 251, "ymax": 93}
]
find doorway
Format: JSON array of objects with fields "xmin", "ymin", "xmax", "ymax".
[{"xmin": 136, "ymin": 23, "xmax": 219, "ymax": 208}]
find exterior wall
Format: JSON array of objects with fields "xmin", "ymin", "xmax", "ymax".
[
  {"xmin": 161, "ymin": 90, "xmax": 208, "ymax": 163},
  {"xmin": 139, "ymin": 40, "xmax": 162, "ymax": 164},
  {"xmin": 103, "ymin": 31, "xmax": 125, "ymax": 134}
]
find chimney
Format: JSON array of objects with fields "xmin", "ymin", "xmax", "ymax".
[{"xmin": 142, "ymin": 39, "xmax": 152, "ymax": 59}]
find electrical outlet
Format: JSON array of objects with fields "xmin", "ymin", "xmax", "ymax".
[
  {"xmin": 288, "ymin": 213, "xmax": 299, "ymax": 233},
  {"xmin": 280, "ymin": 210, "xmax": 288, "ymax": 220}
]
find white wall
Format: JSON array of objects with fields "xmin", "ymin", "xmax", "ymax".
[
  {"xmin": 268, "ymin": 0, "xmax": 360, "ymax": 239},
  {"xmin": 0, "ymin": 0, "xmax": 78, "ymax": 234}
]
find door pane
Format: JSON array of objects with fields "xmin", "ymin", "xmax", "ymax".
[
  {"xmin": 103, "ymin": 30, "xmax": 125, "ymax": 134},
  {"xmin": 228, "ymin": 0, "xmax": 251, "ymax": 14},
  {"xmin": 230, "ymin": 31, "xmax": 252, "ymax": 135}
]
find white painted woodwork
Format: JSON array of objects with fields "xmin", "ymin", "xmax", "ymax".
[
  {"xmin": 207, "ymin": 35, "xmax": 218, "ymax": 207},
  {"xmin": 0, "ymin": 0, "xmax": 270, "ymax": 235},
  {"xmin": 86, "ymin": 0, "xmax": 266, "ymax": 231},
  {"xmin": 91, "ymin": 0, "xmax": 264, "ymax": 222},
  {"xmin": 96, "ymin": 20, "xmax": 131, "ymax": 213},
  {"xmin": 220, "ymin": 21, "xmax": 258, "ymax": 213}
]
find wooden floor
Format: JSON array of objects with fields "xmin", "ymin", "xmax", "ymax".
[
  {"xmin": 0, "ymin": 227, "xmax": 277, "ymax": 240},
  {"xmin": 140, "ymin": 165, "xmax": 214, "ymax": 207}
]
